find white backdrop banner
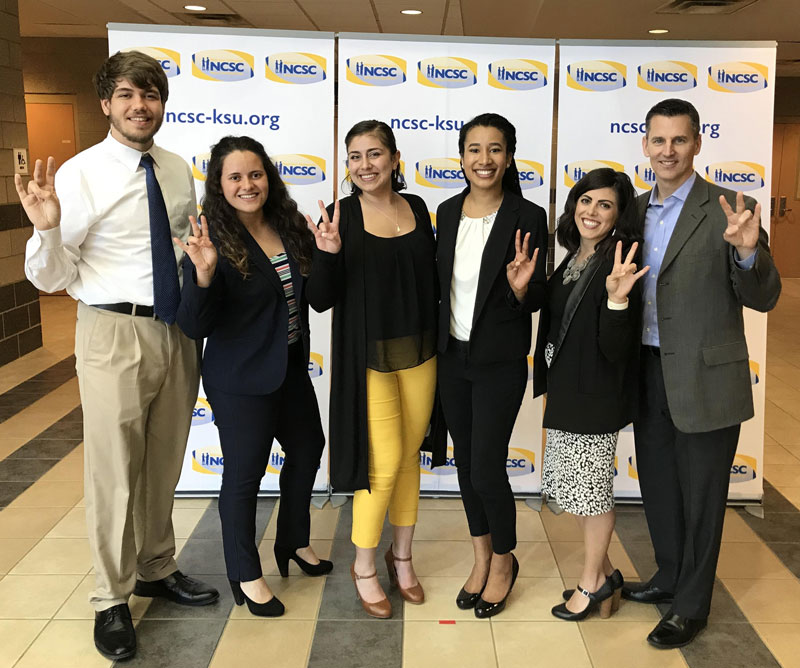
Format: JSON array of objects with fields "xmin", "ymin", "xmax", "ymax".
[
  {"xmin": 555, "ymin": 40, "xmax": 776, "ymax": 501},
  {"xmin": 338, "ymin": 34, "xmax": 556, "ymax": 494},
  {"xmin": 107, "ymin": 24, "xmax": 335, "ymax": 493}
]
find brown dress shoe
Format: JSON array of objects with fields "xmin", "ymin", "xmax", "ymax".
[
  {"xmin": 385, "ymin": 546, "xmax": 425, "ymax": 604},
  {"xmin": 351, "ymin": 563, "xmax": 392, "ymax": 618}
]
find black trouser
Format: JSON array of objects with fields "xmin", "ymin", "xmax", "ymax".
[
  {"xmin": 206, "ymin": 342, "xmax": 326, "ymax": 582},
  {"xmin": 438, "ymin": 340, "xmax": 527, "ymax": 555},
  {"xmin": 634, "ymin": 347, "xmax": 739, "ymax": 620}
]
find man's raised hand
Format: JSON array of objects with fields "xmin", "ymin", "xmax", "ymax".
[{"xmin": 14, "ymin": 157, "xmax": 61, "ymax": 231}]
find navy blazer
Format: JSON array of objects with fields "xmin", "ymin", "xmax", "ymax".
[{"xmin": 176, "ymin": 229, "xmax": 311, "ymax": 395}]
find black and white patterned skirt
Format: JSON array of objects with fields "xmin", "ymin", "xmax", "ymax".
[{"xmin": 541, "ymin": 342, "xmax": 619, "ymax": 516}]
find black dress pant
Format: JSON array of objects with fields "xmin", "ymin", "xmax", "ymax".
[
  {"xmin": 206, "ymin": 342, "xmax": 325, "ymax": 582},
  {"xmin": 438, "ymin": 340, "xmax": 528, "ymax": 555},
  {"xmin": 634, "ymin": 347, "xmax": 740, "ymax": 620}
]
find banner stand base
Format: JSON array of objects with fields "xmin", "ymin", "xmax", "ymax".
[
  {"xmin": 745, "ymin": 504, "xmax": 765, "ymax": 519},
  {"xmin": 311, "ymin": 496, "xmax": 329, "ymax": 510},
  {"xmin": 524, "ymin": 497, "xmax": 543, "ymax": 512},
  {"xmin": 330, "ymin": 495, "xmax": 349, "ymax": 508}
]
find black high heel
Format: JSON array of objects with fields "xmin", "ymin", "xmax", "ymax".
[
  {"xmin": 456, "ymin": 586, "xmax": 484, "ymax": 610},
  {"xmin": 274, "ymin": 544, "xmax": 333, "ymax": 578},
  {"xmin": 552, "ymin": 576, "xmax": 615, "ymax": 621},
  {"xmin": 562, "ymin": 569, "xmax": 624, "ymax": 605},
  {"xmin": 228, "ymin": 579, "xmax": 285, "ymax": 617},
  {"xmin": 474, "ymin": 554, "xmax": 519, "ymax": 619}
]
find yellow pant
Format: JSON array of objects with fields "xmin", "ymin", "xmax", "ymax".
[{"xmin": 352, "ymin": 356, "xmax": 437, "ymax": 548}]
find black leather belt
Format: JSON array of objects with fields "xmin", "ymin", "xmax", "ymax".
[
  {"xmin": 92, "ymin": 303, "xmax": 156, "ymax": 318},
  {"xmin": 642, "ymin": 345, "xmax": 661, "ymax": 357},
  {"xmin": 448, "ymin": 335, "xmax": 469, "ymax": 357}
]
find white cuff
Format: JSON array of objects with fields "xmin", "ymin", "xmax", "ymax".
[
  {"xmin": 37, "ymin": 226, "xmax": 63, "ymax": 249},
  {"xmin": 607, "ymin": 298, "xmax": 629, "ymax": 311}
]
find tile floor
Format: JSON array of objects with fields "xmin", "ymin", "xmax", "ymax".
[{"xmin": 0, "ymin": 287, "xmax": 798, "ymax": 668}]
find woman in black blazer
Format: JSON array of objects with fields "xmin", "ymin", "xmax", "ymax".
[
  {"xmin": 532, "ymin": 168, "xmax": 647, "ymax": 621},
  {"xmin": 436, "ymin": 113, "xmax": 547, "ymax": 618},
  {"xmin": 176, "ymin": 136, "xmax": 331, "ymax": 618}
]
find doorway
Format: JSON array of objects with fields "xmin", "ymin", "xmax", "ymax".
[
  {"xmin": 772, "ymin": 123, "xmax": 800, "ymax": 278},
  {"xmin": 24, "ymin": 94, "xmax": 79, "ymax": 170}
]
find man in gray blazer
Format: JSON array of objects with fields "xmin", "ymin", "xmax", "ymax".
[{"xmin": 623, "ymin": 98, "xmax": 781, "ymax": 648}]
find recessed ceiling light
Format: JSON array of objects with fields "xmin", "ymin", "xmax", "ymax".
[
  {"xmin": 649, "ymin": 28, "xmax": 669, "ymax": 34},
  {"xmin": 401, "ymin": 9, "xmax": 423, "ymax": 15},
  {"xmin": 184, "ymin": 4, "xmax": 207, "ymax": 11}
]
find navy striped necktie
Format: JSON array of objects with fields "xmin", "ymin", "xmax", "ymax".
[{"xmin": 141, "ymin": 153, "xmax": 180, "ymax": 324}]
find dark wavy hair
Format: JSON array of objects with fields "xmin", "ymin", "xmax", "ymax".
[
  {"xmin": 556, "ymin": 168, "xmax": 641, "ymax": 259},
  {"xmin": 458, "ymin": 113, "xmax": 522, "ymax": 196},
  {"xmin": 202, "ymin": 135, "xmax": 314, "ymax": 277},
  {"xmin": 93, "ymin": 50, "xmax": 169, "ymax": 103},
  {"xmin": 343, "ymin": 120, "xmax": 407, "ymax": 195}
]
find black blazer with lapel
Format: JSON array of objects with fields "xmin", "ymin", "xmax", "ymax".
[
  {"xmin": 176, "ymin": 229, "xmax": 311, "ymax": 395},
  {"xmin": 436, "ymin": 188, "xmax": 548, "ymax": 364},
  {"xmin": 533, "ymin": 254, "xmax": 640, "ymax": 434}
]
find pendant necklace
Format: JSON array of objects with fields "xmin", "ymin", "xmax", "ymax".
[{"xmin": 363, "ymin": 195, "xmax": 400, "ymax": 233}]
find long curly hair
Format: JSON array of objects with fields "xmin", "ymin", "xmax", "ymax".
[{"xmin": 202, "ymin": 136, "xmax": 314, "ymax": 277}]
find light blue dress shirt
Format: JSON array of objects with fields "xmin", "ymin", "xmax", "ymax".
[{"xmin": 641, "ymin": 173, "xmax": 756, "ymax": 347}]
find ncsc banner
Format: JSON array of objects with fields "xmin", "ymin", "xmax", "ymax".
[
  {"xmin": 556, "ymin": 40, "xmax": 776, "ymax": 502},
  {"xmin": 107, "ymin": 24, "xmax": 335, "ymax": 493},
  {"xmin": 338, "ymin": 34, "xmax": 556, "ymax": 495}
]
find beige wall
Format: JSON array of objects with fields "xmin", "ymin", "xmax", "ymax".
[
  {"xmin": 0, "ymin": 0, "xmax": 41, "ymax": 365},
  {"xmin": 21, "ymin": 37, "xmax": 109, "ymax": 151}
]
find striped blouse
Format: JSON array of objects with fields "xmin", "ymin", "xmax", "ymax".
[{"xmin": 269, "ymin": 252, "xmax": 301, "ymax": 344}]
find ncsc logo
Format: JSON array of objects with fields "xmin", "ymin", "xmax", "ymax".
[
  {"xmin": 192, "ymin": 397, "xmax": 213, "ymax": 426},
  {"xmin": 265, "ymin": 52, "xmax": 326, "ymax": 85},
  {"xmin": 420, "ymin": 446, "xmax": 457, "ymax": 475},
  {"xmin": 266, "ymin": 446, "xmax": 286, "ymax": 474},
  {"xmin": 566, "ymin": 60, "xmax": 626, "ymax": 92},
  {"xmin": 730, "ymin": 454, "xmax": 757, "ymax": 483},
  {"xmin": 272, "ymin": 154, "xmax": 326, "ymax": 186},
  {"xmin": 415, "ymin": 158, "xmax": 464, "ymax": 188},
  {"xmin": 564, "ymin": 160, "xmax": 625, "ymax": 187},
  {"xmin": 308, "ymin": 352, "xmax": 324, "ymax": 378},
  {"xmin": 708, "ymin": 62, "xmax": 768, "ymax": 93},
  {"xmin": 488, "ymin": 59, "xmax": 548, "ymax": 91},
  {"xmin": 192, "ymin": 153, "xmax": 210, "ymax": 182},
  {"xmin": 705, "ymin": 161, "xmax": 765, "ymax": 192},
  {"xmin": 637, "ymin": 61, "xmax": 697, "ymax": 92},
  {"xmin": 750, "ymin": 360, "xmax": 760, "ymax": 385},
  {"xmin": 417, "ymin": 57, "xmax": 477, "ymax": 89},
  {"xmin": 507, "ymin": 447, "xmax": 535, "ymax": 477},
  {"xmin": 192, "ymin": 446, "xmax": 223, "ymax": 475},
  {"xmin": 346, "ymin": 55, "xmax": 407, "ymax": 86},
  {"xmin": 125, "ymin": 47, "xmax": 180, "ymax": 78},
  {"xmin": 192, "ymin": 49, "xmax": 254, "ymax": 82},
  {"xmin": 516, "ymin": 159, "xmax": 545, "ymax": 190},
  {"xmin": 627, "ymin": 455, "xmax": 639, "ymax": 480},
  {"xmin": 635, "ymin": 162, "xmax": 657, "ymax": 190}
]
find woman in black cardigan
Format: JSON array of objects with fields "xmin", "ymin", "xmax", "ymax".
[
  {"xmin": 306, "ymin": 120, "xmax": 439, "ymax": 619},
  {"xmin": 533, "ymin": 168, "xmax": 648, "ymax": 621},
  {"xmin": 436, "ymin": 113, "xmax": 548, "ymax": 618},
  {"xmin": 176, "ymin": 136, "xmax": 331, "ymax": 618}
]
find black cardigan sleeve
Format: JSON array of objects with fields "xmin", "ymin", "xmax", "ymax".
[{"xmin": 305, "ymin": 202, "xmax": 345, "ymax": 313}]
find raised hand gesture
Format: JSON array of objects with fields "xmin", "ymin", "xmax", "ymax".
[
  {"xmin": 606, "ymin": 241, "xmax": 650, "ymax": 304},
  {"xmin": 14, "ymin": 157, "xmax": 61, "ymax": 231},
  {"xmin": 720, "ymin": 191, "xmax": 760, "ymax": 260},
  {"xmin": 173, "ymin": 214, "xmax": 217, "ymax": 288},
  {"xmin": 506, "ymin": 229, "xmax": 539, "ymax": 302},
  {"xmin": 305, "ymin": 199, "xmax": 342, "ymax": 254}
]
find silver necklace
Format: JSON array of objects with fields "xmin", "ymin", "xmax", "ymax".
[{"xmin": 562, "ymin": 253, "xmax": 594, "ymax": 284}]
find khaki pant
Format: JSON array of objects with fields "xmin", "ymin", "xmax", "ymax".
[{"xmin": 75, "ymin": 302, "xmax": 200, "ymax": 611}]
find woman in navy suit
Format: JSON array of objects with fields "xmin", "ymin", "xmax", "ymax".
[
  {"xmin": 436, "ymin": 113, "xmax": 548, "ymax": 618},
  {"xmin": 176, "ymin": 136, "xmax": 331, "ymax": 618}
]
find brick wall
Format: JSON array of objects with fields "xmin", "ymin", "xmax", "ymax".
[{"xmin": 0, "ymin": 0, "xmax": 41, "ymax": 366}]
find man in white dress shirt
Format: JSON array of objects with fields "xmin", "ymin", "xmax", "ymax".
[{"xmin": 16, "ymin": 51, "xmax": 217, "ymax": 661}]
